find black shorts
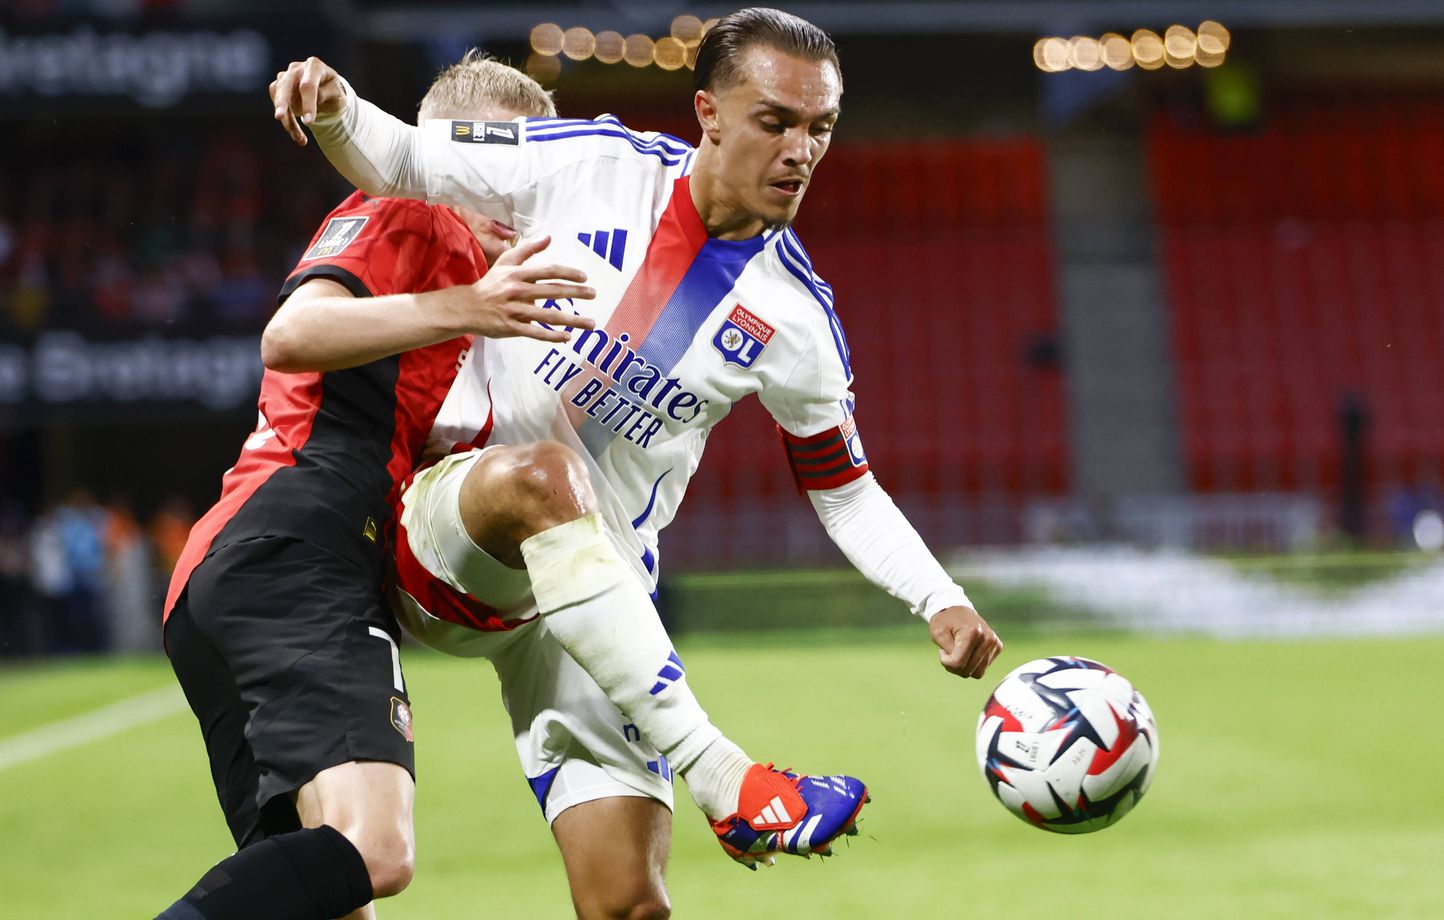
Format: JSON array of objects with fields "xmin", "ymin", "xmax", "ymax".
[{"xmin": 165, "ymin": 536, "xmax": 415, "ymax": 849}]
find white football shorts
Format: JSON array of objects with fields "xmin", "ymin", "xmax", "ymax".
[{"xmin": 393, "ymin": 449, "xmax": 675, "ymax": 824}]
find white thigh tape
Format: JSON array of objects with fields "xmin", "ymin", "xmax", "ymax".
[{"xmin": 521, "ymin": 514, "xmax": 628, "ymax": 613}]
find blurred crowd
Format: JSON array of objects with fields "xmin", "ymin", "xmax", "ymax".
[
  {"xmin": 0, "ymin": 491, "xmax": 194, "ymax": 656},
  {"xmin": 0, "ymin": 121, "xmax": 342, "ymax": 336}
]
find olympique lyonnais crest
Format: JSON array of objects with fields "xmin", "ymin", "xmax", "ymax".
[
  {"xmin": 712, "ymin": 304, "xmax": 775, "ymax": 368},
  {"xmin": 840, "ymin": 414, "xmax": 867, "ymax": 467},
  {"xmin": 390, "ymin": 696, "xmax": 414, "ymax": 743},
  {"xmin": 301, "ymin": 216, "xmax": 368, "ymax": 261}
]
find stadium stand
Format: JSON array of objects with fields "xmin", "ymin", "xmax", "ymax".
[
  {"xmin": 675, "ymin": 137, "xmax": 1069, "ymax": 558},
  {"xmin": 1150, "ymin": 95, "xmax": 1444, "ymax": 497}
]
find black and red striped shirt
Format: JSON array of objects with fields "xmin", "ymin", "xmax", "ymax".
[{"xmin": 164, "ymin": 193, "xmax": 483, "ymax": 619}]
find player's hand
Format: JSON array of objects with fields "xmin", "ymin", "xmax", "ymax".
[
  {"xmin": 929, "ymin": 606, "xmax": 1003, "ymax": 679},
  {"xmin": 455, "ymin": 235, "xmax": 597, "ymax": 343},
  {"xmin": 270, "ymin": 56, "xmax": 347, "ymax": 146}
]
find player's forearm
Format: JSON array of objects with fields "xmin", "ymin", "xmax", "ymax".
[
  {"xmin": 308, "ymin": 78, "xmax": 430, "ymax": 202},
  {"xmin": 262, "ymin": 288, "xmax": 466, "ymax": 373},
  {"xmin": 810, "ymin": 473, "xmax": 973, "ymax": 622}
]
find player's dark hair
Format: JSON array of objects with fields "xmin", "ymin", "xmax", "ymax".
[{"xmin": 693, "ymin": 7, "xmax": 840, "ymax": 93}]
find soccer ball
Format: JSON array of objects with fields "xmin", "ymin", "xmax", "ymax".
[{"xmin": 976, "ymin": 656, "xmax": 1159, "ymax": 834}]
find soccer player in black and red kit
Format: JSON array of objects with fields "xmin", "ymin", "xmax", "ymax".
[{"xmin": 157, "ymin": 58, "xmax": 594, "ymax": 920}]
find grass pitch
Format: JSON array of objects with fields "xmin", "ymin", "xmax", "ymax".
[{"xmin": 3, "ymin": 629, "xmax": 1442, "ymax": 919}]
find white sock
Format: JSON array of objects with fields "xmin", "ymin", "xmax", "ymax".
[
  {"xmin": 521, "ymin": 514, "xmax": 751, "ymax": 820},
  {"xmin": 682, "ymin": 735, "xmax": 753, "ymax": 821}
]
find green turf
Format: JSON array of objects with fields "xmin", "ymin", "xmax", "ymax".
[{"xmin": 3, "ymin": 632, "xmax": 1442, "ymax": 918}]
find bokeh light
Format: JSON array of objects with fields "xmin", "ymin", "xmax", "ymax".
[
  {"xmin": 1164, "ymin": 25, "xmax": 1197, "ymax": 69},
  {"xmin": 1033, "ymin": 37, "xmax": 1070, "ymax": 72},
  {"xmin": 1068, "ymin": 36, "xmax": 1104, "ymax": 71},
  {"xmin": 524, "ymin": 51, "xmax": 561, "ymax": 82},
  {"xmin": 654, "ymin": 36, "xmax": 687, "ymax": 71},
  {"xmin": 562, "ymin": 26, "xmax": 596, "ymax": 62},
  {"xmin": 671, "ymin": 14, "xmax": 704, "ymax": 45},
  {"xmin": 530, "ymin": 23, "xmax": 563, "ymax": 57},
  {"xmin": 1131, "ymin": 29, "xmax": 1165, "ymax": 70},
  {"xmin": 593, "ymin": 30, "xmax": 625, "ymax": 65},
  {"xmin": 1100, "ymin": 33, "xmax": 1135, "ymax": 70},
  {"xmin": 1197, "ymin": 20, "xmax": 1232, "ymax": 54},
  {"xmin": 623, "ymin": 33, "xmax": 655, "ymax": 68}
]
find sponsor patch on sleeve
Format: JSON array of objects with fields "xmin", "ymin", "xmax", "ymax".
[
  {"xmin": 300, "ymin": 215, "xmax": 368, "ymax": 261},
  {"xmin": 451, "ymin": 120, "xmax": 520, "ymax": 145},
  {"xmin": 712, "ymin": 304, "xmax": 776, "ymax": 368}
]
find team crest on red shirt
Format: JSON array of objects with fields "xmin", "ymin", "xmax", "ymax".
[
  {"xmin": 712, "ymin": 304, "xmax": 776, "ymax": 368},
  {"xmin": 390, "ymin": 696, "xmax": 414, "ymax": 742},
  {"xmin": 302, "ymin": 216, "xmax": 368, "ymax": 261}
]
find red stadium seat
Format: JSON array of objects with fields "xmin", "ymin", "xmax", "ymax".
[{"xmin": 1153, "ymin": 96, "xmax": 1444, "ymax": 503}]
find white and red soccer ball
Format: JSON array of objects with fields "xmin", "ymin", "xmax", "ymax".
[{"xmin": 976, "ymin": 656, "xmax": 1159, "ymax": 834}]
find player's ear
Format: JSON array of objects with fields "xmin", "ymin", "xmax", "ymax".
[{"xmin": 695, "ymin": 90, "xmax": 722, "ymax": 143}]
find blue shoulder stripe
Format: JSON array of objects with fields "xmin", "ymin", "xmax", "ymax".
[
  {"xmin": 780, "ymin": 231, "xmax": 835, "ymax": 307},
  {"xmin": 526, "ymin": 127, "xmax": 691, "ymax": 164},
  {"xmin": 775, "ymin": 234, "xmax": 852, "ymax": 377},
  {"xmin": 527, "ymin": 116, "xmax": 694, "ymax": 154},
  {"xmin": 527, "ymin": 117, "xmax": 692, "ymax": 154}
]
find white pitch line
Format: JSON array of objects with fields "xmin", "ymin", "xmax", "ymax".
[{"xmin": 0, "ymin": 685, "xmax": 188, "ymax": 772}]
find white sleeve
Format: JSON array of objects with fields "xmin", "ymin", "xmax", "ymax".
[
  {"xmin": 307, "ymin": 78, "xmax": 529, "ymax": 224},
  {"xmin": 810, "ymin": 472, "xmax": 973, "ymax": 622},
  {"xmin": 309, "ymin": 79, "xmax": 688, "ymax": 230}
]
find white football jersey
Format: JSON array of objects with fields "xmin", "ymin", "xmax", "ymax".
[{"xmin": 420, "ymin": 115, "xmax": 870, "ymax": 590}]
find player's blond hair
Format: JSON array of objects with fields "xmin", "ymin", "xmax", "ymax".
[{"xmin": 418, "ymin": 50, "xmax": 557, "ymax": 122}]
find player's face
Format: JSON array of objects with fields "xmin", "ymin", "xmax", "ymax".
[{"xmin": 705, "ymin": 47, "xmax": 841, "ymax": 231}]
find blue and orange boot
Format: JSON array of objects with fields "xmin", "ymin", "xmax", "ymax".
[{"xmin": 711, "ymin": 763, "xmax": 870, "ymax": 869}]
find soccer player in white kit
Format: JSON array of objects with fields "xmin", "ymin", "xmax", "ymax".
[{"xmin": 272, "ymin": 7, "xmax": 1002, "ymax": 914}]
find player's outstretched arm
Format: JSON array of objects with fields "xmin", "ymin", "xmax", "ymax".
[
  {"xmin": 270, "ymin": 56, "xmax": 437, "ymax": 205},
  {"xmin": 263, "ymin": 236, "xmax": 596, "ymax": 373},
  {"xmin": 270, "ymin": 57, "xmax": 521, "ymax": 219},
  {"xmin": 808, "ymin": 474, "xmax": 1003, "ymax": 679}
]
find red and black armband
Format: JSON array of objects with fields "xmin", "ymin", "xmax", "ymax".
[{"xmin": 779, "ymin": 416, "xmax": 870, "ymax": 493}]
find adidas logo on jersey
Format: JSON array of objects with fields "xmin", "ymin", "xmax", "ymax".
[
  {"xmin": 646, "ymin": 756, "xmax": 674, "ymax": 783},
  {"xmin": 577, "ymin": 228, "xmax": 628, "ymax": 271},
  {"xmin": 647, "ymin": 651, "xmax": 686, "ymax": 696}
]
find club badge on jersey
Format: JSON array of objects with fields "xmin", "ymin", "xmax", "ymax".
[
  {"xmin": 301, "ymin": 216, "xmax": 368, "ymax": 261},
  {"xmin": 841, "ymin": 414, "xmax": 867, "ymax": 467},
  {"xmin": 712, "ymin": 304, "xmax": 775, "ymax": 368}
]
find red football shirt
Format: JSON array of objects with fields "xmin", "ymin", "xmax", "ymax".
[{"xmin": 164, "ymin": 193, "xmax": 485, "ymax": 619}]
